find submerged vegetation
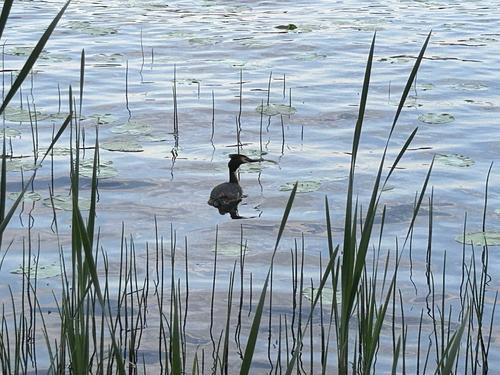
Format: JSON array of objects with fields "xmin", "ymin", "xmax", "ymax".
[{"xmin": 0, "ymin": 1, "xmax": 498, "ymax": 374}]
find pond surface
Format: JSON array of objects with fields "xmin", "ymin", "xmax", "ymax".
[{"xmin": 2, "ymin": 0, "xmax": 500, "ymax": 372}]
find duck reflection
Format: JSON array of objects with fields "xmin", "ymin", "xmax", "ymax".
[{"xmin": 208, "ymin": 154, "xmax": 262, "ymax": 219}]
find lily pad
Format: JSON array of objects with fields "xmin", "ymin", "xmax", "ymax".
[
  {"xmin": 6, "ymin": 159, "xmax": 41, "ymax": 172},
  {"xmin": 111, "ymin": 121, "xmax": 152, "ymax": 136},
  {"xmin": 419, "ymin": 83, "xmax": 435, "ymax": 91},
  {"xmin": 418, "ymin": 113, "xmax": 455, "ymax": 124},
  {"xmin": 4, "ymin": 107, "xmax": 45, "ymax": 122},
  {"xmin": 212, "ymin": 243, "xmax": 248, "ymax": 257},
  {"xmin": 11, "ymin": 262, "xmax": 60, "ymax": 279},
  {"xmin": 66, "ymin": 21, "xmax": 117, "ymax": 36},
  {"xmin": 38, "ymin": 146, "xmax": 72, "ymax": 156},
  {"xmin": 79, "ymin": 159, "xmax": 118, "ymax": 179},
  {"xmin": 101, "ymin": 140, "xmax": 144, "ymax": 152},
  {"xmin": 275, "ymin": 24, "xmax": 298, "ymax": 31},
  {"xmin": 279, "ymin": 181, "xmax": 321, "ymax": 193},
  {"xmin": 455, "ymin": 231, "xmax": 500, "ymax": 246},
  {"xmin": 6, "ymin": 46, "xmax": 70, "ymax": 63},
  {"xmin": 303, "ymin": 287, "xmax": 338, "ymax": 305},
  {"xmin": 0, "ymin": 128, "xmax": 21, "ymax": 138},
  {"xmin": 8, "ymin": 191, "xmax": 42, "ymax": 203},
  {"xmin": 140, "ymin": 134, "xmax": 168, "ymax": 142},
  {"xmin": 256, "ymin": 103, "xmax": 296, "ymax": 116},
  {"xmin": 435, "ymin": 153, "xmax": 474, "ymax": 168},
  {"xmin": 42, "ymin": 194, "xmax": 91, "ymax": 211},
  {"xmin": 295, "ymin": 52, "xmax": 328, "ymax": 61},
  {"xmin": 83, "ymin": 113, "xmax": 117, "ymax": 125},
  {"xmin": 453, "ymin": 82, "xmax": 488, "ymax": 91}
]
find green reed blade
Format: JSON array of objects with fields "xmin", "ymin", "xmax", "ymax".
[
  {"xmin": 437, "ymin": 310, "xmax": 469, "ymax": 375},
  {"xmin": 391, "ymin": 336, "xmax": 401, "ymax": 375},
  {"xmin": 172, "ymin": 289, "xmax": 182, "ymax": 375},
  {"xmin": 240, "ymin": 182, "xmax": 297, "ymax": 375},
  {"xmin": 389, "ymin": 31, "xmax": 432, "ymax": 138},
  {"xmin": 0, "ymin": 0, "xmax": 13, "ymax": 41},
  {"xmin": 0, "ymin": 0, "xmax": 71, "ymax": 116},
  {"xmin": 73, "ymin": 205, "xmax": 126, "ymax": 375},
  {"xmin": 285, "ymin": 246, "xmax": 337, "ymax": 375},
  {"xmin": 0, "ymin": 136, "xmax": 6, "ymax": 248}
]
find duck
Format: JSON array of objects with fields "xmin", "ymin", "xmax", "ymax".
[{"xmin": 208, "ymin": 154, "xmax": 261, "ymax": 218}]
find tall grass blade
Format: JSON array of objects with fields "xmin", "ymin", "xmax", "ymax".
[
  {"xmin": 172, "ymin": 288, "xmax": 182, "ymax": 375},
  {"xmin": 0, "ymin": 0, "xmax": 13, "ymax": 41},
  {"xmin": 240, "ymin": 182, "xmax": 297, "ymax": 375},
  {"xmin": 0, "ymin": 0, "xmax": 71, "ymax": 116},
  {"xmin": 285, "ymin": 248, "xmax": 337, "ymax": 375},
  {"xmin": 0, "ymin": 114, "xmax": 71, "ymax": 235},
  {"xmin": 437, "ymin": 310, "xmax": 469, "ymax": 375}
]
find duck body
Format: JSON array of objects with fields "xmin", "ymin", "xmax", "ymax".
[{"xmin": 208, "ymin": 154, "xmax": 259, "ymax": 218}]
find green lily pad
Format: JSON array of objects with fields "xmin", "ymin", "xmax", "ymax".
[
  {"xmin": 66, "ymin": 21, "xmax": 117, "ymax": 36},
  {"xmin": 82, "ymin": 113, "xmax": 117, "ymax": 125},
  {"xmin": 453, "ymin": 82, "xmax": 488, "ymax": 91},
  {"xmin": 455, "ymin": 231, "xmax": 500, "ymax": 246},
  {"xmin": 295, "ymin": 52, "xmax": 328, "ymax": 61},
  {"xmin": 8, "ymin": 191, "xmax": 42, "ymax": 203},
  {"xmin": 212, "ymin": 243, "xmax": 248, "ymax": 257},
  {"xmin": 101, "ymin": 140, "xmax": 144, "ymax": 152},
  {"xmin": 275, "ymin": 24, "xmax": 298, "ymax": 31},
  {"xmin": 6, "ymin": 46, "xmax": 70, "ymax": 63},
  {"xmin": 435, "ymin": 153, "xmax": 474, "ymax": 168},
  {"xmin": 303, "ymin": 287, "xmax": 338, "ymax": 305},
  {"xmin": 279, "ymin": 181, "xmax": 321, "ymax": 193},
  {"xmin": 140, "ymin": 134, "xmax": 168, "ymax": 142},
  {"xmin": 419, "ymin": 83, "xmax": 435, "ymax": 91},
  {"xmin": 112, "ymin": 121, "xmax": 152, "ymax": 136},
  {"xmin": 0, "ymin": 128, "xmax": 21, "ymax": 138},
  {"xmin": 79, "ymin": 159, "xmax": 118, "ymax": 179},
  {"xmin": 11, "ymin": 262, "xmax": 60, "ymax": 279},
  {"xmin": 418, "ymin": 113, "xmax": 455, "ymax": 124},
  {"xmin": 38, "ymin": 146, "xmax": 72, "ymax": 157},
  {"xmin": 6, "ymin": 159, "xmax": 41, "ymax": 172},
  {"xmin": 42, "ymin": 194, "xmax": 91, "ymax": 211},
  {"xmin": 4, "ymin": 107, "xmax": 45, "ymax": 122},
  {"xmin": 256, "ymin": 103, "xmax": 296, "ymax": 116}
]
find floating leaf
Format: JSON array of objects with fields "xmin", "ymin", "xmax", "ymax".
[
  {"xmin": 0, "ymin": 128, "xmax": 21, "ymax": 138},
  {"xmin": 212, "ymin": 243, "xmax": 248, "ymax": 257},
  {"xmin": 419, "ymin": 83, "xmax": 434, "ymax": 91},
  {"xmin": 275, "ymin": 24, "xmax": 298, "ymax": 31},
  {"xmin": 455, "ymin": 231, "xmax": 500, "ymax": 246},
  {"xmin": 435, "ymin": 153, "xmax": 474, "ymax": 168},
  {"xmin": 303, "ymin": 287, "xmax": 337, "ymax": 305},
  {"xmin": 4, "ymin": 107, "xmax": 46, "ymax": 122},
  {"xmin": 66, "ymin": 21, "xmax": 117, "ymax": 36},
  {"xmin": 6, "ymin": 159, "xmax": 41, "ymax": 172},
  {"xmin": 256, "ymin": 103, "xmax": 296, "ymax": 116},
  {"xmin": 83, "ymin": 113, "xmax": 117, "ymax": 125},
  {"xmin": 79, "ymin": 159, "xmax": 118, "ymax": 179},
  {"xmin": 418, "ymin": 113, "xmax": 455, "ymax": 124},
  {"xmin": 38, "ymin": 146, "xmax": 72, "ymax": 156},
  {"xmin": 8, "ymin": 191, "xmax": 42, "ymax": 203},
  {"xmin": 111, "ymin": 121, "xmax": 151, "ymax": 136},
  {"xmin": 453, "ymin": 82, "xmax": 488, "ymax": 91},
  {"xmin": 11, "ymin": 262, "xmax": 60, "ymax": 278},
  {"xmin": 42, "ymin": 194, "xmax": 91, "ymax": 211},
  {"xmin": 140, "ymin": 134, "xmax": 168, "ymax": 142},
  {"xmin": 280, "ymin": 181, "xmax": 320, "ymax": 193},
  {"xmin": 101, "ymin": 140, "xmax": 144, "ymax": 152},
  {"xmin": 295, "ymin": 52, "xmax": 328, "ymax": 61}
]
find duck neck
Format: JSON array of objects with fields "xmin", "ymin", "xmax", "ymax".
[{"xmin": 229, "ymin": 168, "xmax": 239, "ymax": 184}]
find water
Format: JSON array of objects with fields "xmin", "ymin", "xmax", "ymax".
[{"xmin": 2, "ymin": 0, "xmax": 500, "ymax": 372}]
